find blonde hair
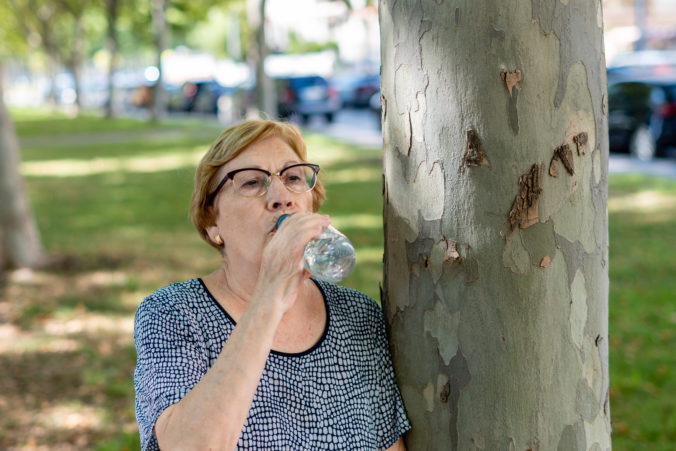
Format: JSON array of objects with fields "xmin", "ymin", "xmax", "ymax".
[{"xmin": 190, "ymin": 119, "xmax": 326, "ymax": 249}]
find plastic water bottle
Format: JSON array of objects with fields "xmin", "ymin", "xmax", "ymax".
[{"xmin": 276, "ymin": 214, "xmax": 356, "ymax": 283}]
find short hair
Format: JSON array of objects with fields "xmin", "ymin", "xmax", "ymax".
[{"xmin": 190, "ymin": 119, "xmax": 326, "ymax": 250}]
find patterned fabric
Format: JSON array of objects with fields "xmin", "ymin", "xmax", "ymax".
[{"xmin": 134, "ymin": 278, "xmax": 411, "ymax": 450}]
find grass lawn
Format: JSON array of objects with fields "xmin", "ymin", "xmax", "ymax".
[{"xmin": 0, "ymin": 111, "xmax": 674, "ymax": 449}]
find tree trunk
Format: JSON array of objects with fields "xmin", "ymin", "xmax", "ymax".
[
  {"xmin": 0, "ymin": 63, "xmax": 44, "ymax": 270},
  {"xmin": 247, "ymin": 0, "xmax": 277, "ymax": 118},
  {"xmin": 151, "ymin": 0, "xmax": 168, "ymax": 121},
  {"xmin": 227, "ymin": 11, "xmax": 242, "ymax": 61},
  {"xmin": 379, "ymin": 1, "xmax": 610, "ymax": 450},
  {"xmin": 70, "ymin": 13, "xmax": 84, "ymax": 112},
  {"xmin": 105, "ymin": 0, "xmax": 120, "ymax": 118}
]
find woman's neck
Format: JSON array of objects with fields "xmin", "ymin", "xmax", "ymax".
[{"xmin": 207, "ymin": 263, "xmax": 257, "ymax": 307}]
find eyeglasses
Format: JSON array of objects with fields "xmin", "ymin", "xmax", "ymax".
[{"xmin": 208, "ymin": 163, "xmax": 320, "ymax": 201}]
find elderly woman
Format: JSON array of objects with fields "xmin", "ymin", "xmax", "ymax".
[{"xmin": 134, "ymin": 119, "xmax": 410, "ymax": 450}]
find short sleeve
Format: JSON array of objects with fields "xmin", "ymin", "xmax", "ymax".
[
  {"xmin": 368, "ymin": 299, "xmax": 412, "ymax": 449},
  {"xmin": 133, "ymin": 297, "xmax": 208, "ymax": 451}
]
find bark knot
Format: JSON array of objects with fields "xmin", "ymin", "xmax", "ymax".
[
  {"xmin": 461, "ymin": 129, "xmax": 490, "ymax": 170},
  {"xmin": 440, "ymin": 381, "xmax": 451, "ymax": 403}
]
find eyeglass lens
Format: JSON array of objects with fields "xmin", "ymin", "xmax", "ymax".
[{"xmin": 232, "ymin": 165, "xmax": 317, "ymax": 197}]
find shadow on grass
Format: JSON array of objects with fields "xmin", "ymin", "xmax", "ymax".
[{"xmin": 0, "ymin": 330, "xmax": 139, "ymax": 449}]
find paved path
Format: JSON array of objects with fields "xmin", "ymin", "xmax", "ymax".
[
  {"xmin": 314, "ymin": 108, "xmax": 676, "ymax": 179},
  {"xmin": 304, "ymin": 108, "xmax": 382, "ymax": 148},
  {"xmin": 608, "ymin": 154, "xmax": 676, "ymax": 179}
]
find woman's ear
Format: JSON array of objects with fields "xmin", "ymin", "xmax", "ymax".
[{"xmin": 205, "ymin": 224, "xmax": 222, "ymax": 246}]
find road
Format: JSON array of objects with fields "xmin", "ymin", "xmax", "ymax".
[{"xmin": 308, "ymin": 108, "xmax": 676, "ymax": 179}]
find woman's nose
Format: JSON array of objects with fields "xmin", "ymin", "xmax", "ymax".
[{"xmin": 266, "ymin": 176, "xmax": 293, "ymax": 210}]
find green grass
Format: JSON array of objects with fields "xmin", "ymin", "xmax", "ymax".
[
  {"xmin": 1, "ymin": 111, "xmax": 674, "ymax": 449},
  {"xmin": 607, "ymin": 175, "xmax": 676, "ymax": 449}
]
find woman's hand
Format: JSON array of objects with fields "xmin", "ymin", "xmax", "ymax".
[{"xmin": 252, "ymin": 212, "xmax": 330, "ymax": 314}]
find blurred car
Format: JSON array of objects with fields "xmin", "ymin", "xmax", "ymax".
[
  {"xmin": 130, "ymin": 82, "xmax": 181, "ymax": 110},
  {"xmin": 608, "ymin": 78, "xmax": 676, "ymax": 160},
  {"xmin": 168, "ymin": 80, "xmax": 232, "ymax": 115},
  {"xmin": 607, "ymin": 50, "xmax": 676, "ymax": 84},
  {"xmin": 332, "ymin": 72, "xmax": 380, "ymax": 108},
  {"xmin": 275, "ymin": 75, "xmax": 341, "ymax": 123}
]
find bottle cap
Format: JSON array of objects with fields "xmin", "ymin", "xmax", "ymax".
[{"xmin": 274, "ymin": 213, "xmax": 293, "ymax": 231}]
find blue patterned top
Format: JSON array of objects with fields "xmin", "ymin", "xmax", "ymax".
[{"xmin": 134, "ymin": 278, "xmax": 411, "ymax": 450}]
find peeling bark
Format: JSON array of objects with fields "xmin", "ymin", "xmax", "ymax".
[
  {"xmin": 550, "ymin": 143, "xmax": 575, "ymax": 177},
  {"xmin": 549, "ymin": 158, "xmax": 559, "ymax": 177},
  {"xmin": 573, "ymin": 132, "xmax": 588, "ymax": 155},
  {"xmin": 442, "ymin": 237, "xmax": 461, "ymax": 263},
  {"xmin": 540, "ymin": 255, "xmax": 552, "ymax": 268},
  {"xmin": 501, "ymin": 69, "xmax": 523, "ymax": 97},
  {"xmin": 508, "ymin": 163, "xmax": 542, "ymax": 230}
]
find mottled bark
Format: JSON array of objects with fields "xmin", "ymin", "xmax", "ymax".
[
  {"xmin": 380, "ymin": 1, "xmax": 610, "ymax": 450},
  {"xmin": 0, "ymin": 63, "xmax": 44, "ymax": 270}
]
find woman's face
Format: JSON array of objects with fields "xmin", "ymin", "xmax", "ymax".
[{"xmin": 208, "ymin": 135, "xmax": 314, "ymax": 268}]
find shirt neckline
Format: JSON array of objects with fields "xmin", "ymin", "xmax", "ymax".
[{"xmin": 196, "ymin": 277, "xmax": 330, "ymax": 358}]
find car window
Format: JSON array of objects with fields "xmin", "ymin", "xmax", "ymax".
[{"xmin": 608, "ymin": 82, "xmax": 653, "ymax": 110}]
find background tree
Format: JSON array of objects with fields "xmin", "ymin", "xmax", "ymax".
[
  {"xmin": 6, "ymin": 0, "xmax": 97, "ymax": 112},
  {"xmin": 54, "ymin": 0, "xmax": 96, "ymax": 112},
  {"xmin": 0, "ymin": 1, "xmax": 44, "ymax": 274},
  {"xmin": 0, "ymin": 62, "xmax": 44, "ymax": 273},
  {"xmin": 147, "ymin": 0, "xmax": 230, "ymax": 119},
  {"xmin": 379, "ymin": 1, "xmax": 611, "ymax": 449},
  {"xmin": 246, "ymin": 0, "xmax": 276, "ymax": 118},
  {"xmin": 104, "ymin": 0, "xmax": 121, "ymax": 118},
  {"xmin": 151, "ymin": 0, "xmax": 168, "ymax": 120}
]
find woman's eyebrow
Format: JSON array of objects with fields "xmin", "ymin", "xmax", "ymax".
[
  {"xmin": 281, "ymin": 160, "xmax": 302, "ymax": 167},
  {"xmin": 225, "ymin": 160, "xmax": 302, "ymax": 173}
]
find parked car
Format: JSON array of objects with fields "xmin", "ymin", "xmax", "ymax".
[
  {"xmin": 275, "ymin": 75, "xmax": 341, "ymax": 123},
  {"xmin": 607, "ymin": 50, "xmax": 676, "ymax": 85},
  {"xmin": 130, "ymin": 83, "xmax": 182, "ymax": 110},
  {"xmin": 608, "ymin": 78, "xmax": 676, "ymax": 160},
  {"xmin": 167, "ymin": 80, "xmax": 232, "ymax": 115},
  {"xmin": 332, "ymin": 72, "xmax": 380, "ymax": 108}
]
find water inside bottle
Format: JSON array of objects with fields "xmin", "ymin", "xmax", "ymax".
[
  {"xmin": 304, "ymin": 228, "xmax": 356, "ymax": 283},
  {"xmin": 275, "ymin": 214, "xmax": 356, "ymax": 283}
]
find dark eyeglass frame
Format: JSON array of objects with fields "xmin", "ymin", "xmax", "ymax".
[{"xmin": 207, "ymin": 163, "xmax": 320, "ymax": 203}]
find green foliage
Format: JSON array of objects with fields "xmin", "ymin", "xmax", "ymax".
[
  {"xmin": 2, "ymin": 111, "xmax": 674, "ymax": 448},
  {"xmin": 285, "ymin": 30, "xmax": 339, "ymax": 54},
  {"xmin": 4, "ymin": 0, "xmax": 93, "ymax": 62},
  {"xmin": 186, "ymin": 2, "xmax": 248, "ymax": 59},
  {"xmin": 2, "ymin": 0, "xmax": 238, "ymax": 77},
  {"xmin": 0, "ymin": 0, "xmax": 29, "ymax": 57}
]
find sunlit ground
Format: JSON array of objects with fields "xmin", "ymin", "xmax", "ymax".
[{"xmin": 0, "ymin": 112, "xmax": 674, "ymax": 449}]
